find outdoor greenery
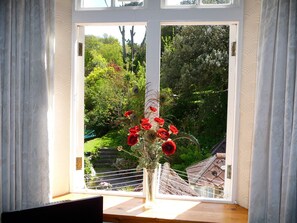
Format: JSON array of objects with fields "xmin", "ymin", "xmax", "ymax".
[
  {"xmin": 161, "ymin": 25, "xmax": 229, "ymax": 152},
  {"xmin": 84, "ymin": 25, "xmax": 229, "ymax": 174}
]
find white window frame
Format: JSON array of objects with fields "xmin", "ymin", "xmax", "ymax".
[
  {"xmin": 71, "ymin": 0, "xmax": 243, "ymax": 204},
  {"xmin": 76, "ymin": 0, "xmax": 145, "ymax": 10},
  {"xmin": 161, "ymin": 0, "xmax": 239, "ymax": 8}
]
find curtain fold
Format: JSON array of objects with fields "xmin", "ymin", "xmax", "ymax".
[
  {"xmin": 0, "ymin": 0, "xmax": 55, "ymax": 213},
  {"xmin": 249, "ymin": 0, "xmax": 297, "ymax": 222}
]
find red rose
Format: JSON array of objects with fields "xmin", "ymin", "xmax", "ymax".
[
  {"xmin": 129, "ymin": 126, "xmax": 140, "ymax": 134},
  {"xmin": 154, "ymin": 117, "xmax": 165, "ymax": 126},
  {"xmin": 169, "ymin": 125, "xmax": 179, "ymax": 135},
  {"xmin": 124, "ymin": 110, "xmax": 133, "ymax": 117},
  {"xmin": 157, "ymin": 128, "xmax": 170, "ymax": 140},
  {"xmin": 127, "ymin": 134, "xmax": 139, "ymax": 146},
  {"xmin": 141, "ymin": 122, "xmax": 152, "ymax": 130},
  {"xmin": 149, "ymin": 106, "xmax": 157, "ymax": 112},
  {"xmin": 162, "ymin": 140, "xmax": 176, "ymax": 156}
]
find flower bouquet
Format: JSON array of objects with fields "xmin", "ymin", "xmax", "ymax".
[{"xmin": 117, "ymin": 105, "xmax": 199, "ymax": 208}]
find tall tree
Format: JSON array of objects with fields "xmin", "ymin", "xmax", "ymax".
[{"xmin": 161, "ymin": 25, "xmax": 229, "ymax": 150}]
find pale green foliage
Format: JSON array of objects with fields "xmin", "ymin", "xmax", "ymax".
[
  {"xmin": 85, "ymin": 35, "xmax": 123, "ymax": 76},
  {"xmin": 84, "ymin": 37, "xmax": 147, "ymax": 137},
  {"xmin": 85, "ymin": 65, "xmax": 127, "ymax": 135},
  {"xmin": 84, "ymin": 35, "xmax": 144, "ymax": 136}
]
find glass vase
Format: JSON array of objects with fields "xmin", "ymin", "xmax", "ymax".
[{"xmin": 144, "ymin": 168, "xmax": 157, "ymax": 209}]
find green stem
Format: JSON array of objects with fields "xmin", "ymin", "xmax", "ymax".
[{"xmin": 121, "ymin": 148, "xmax": 140, "ymax": 159}]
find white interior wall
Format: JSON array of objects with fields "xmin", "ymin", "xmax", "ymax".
[
  {"xmin": 236, "ymin": 0, "xmax": 261, "ymax": 208},
  {"xmin": 52, "ymin": 0, "xmax": 72, "ymax": 197}
]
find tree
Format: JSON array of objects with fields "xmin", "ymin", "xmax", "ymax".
[
  {"xmin": 202, "ymin": 0, "xmax": 230, "ymax": 4},
  {"xmin": 180, "ymin": 0, "xmax": 196, "ymax": 5},
  {"xmin": 161, "ymin": 26, "xmax": 182, "ymax": 55},
  {"xmin": 118, "ymin": 1, "xmax": 144, "ymax": 73},
  {"xmin": 161, "ymin": 25, "xmax": 229, "ymax": 153},
  {"xmin": 84, "ymin": 35, "xmax": 125, "ymax": 136},
  {"xmin": 85, "ymin": 35, "xmax": 123, "ymax": 76},
  {"xmin": 84, "ymin": 65, "xmax": 127, "ymax": 136}
]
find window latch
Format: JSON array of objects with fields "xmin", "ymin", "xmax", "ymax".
[
  {"xmin": 227, "ymin": 165, "xmax": 232, "ymax": 179},
  {"xmin": 231, "ymin": 42, "xmax": 236, "ymax": 56},
  {"xmin": 78, "ymin": 42, "xmax": 83, "ymax": 56}
]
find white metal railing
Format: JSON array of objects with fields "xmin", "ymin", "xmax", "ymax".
[
  {"xmin": 84, "ymin": 164, "xmax": 224, "ymax": 199},
  {"xmin": 85, "ymin": 168, "xmax": 143, "ymax": 191}
]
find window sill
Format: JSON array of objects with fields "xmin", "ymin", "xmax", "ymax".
[{"xmin": 53, "ymin": 193, "xmax": 248, "ymax": 223}]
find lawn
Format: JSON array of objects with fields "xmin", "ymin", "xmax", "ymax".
[{"xmin": 84, "ymin": 130, "xmax": 125, "ymax": 153}]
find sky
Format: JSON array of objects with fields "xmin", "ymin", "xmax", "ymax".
[{"xmin": 85, "ymin": 25, "xmax": 146, "ymax": 45}]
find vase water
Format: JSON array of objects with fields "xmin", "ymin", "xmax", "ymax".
[{"xmin": 143, "ymin": 168, "xmax": 157, "ymax": 209}]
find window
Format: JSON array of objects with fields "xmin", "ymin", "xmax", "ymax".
[
  {"xmin": 162, "ymin": 0, "xmax": 233, "ymax": 7},
  {"xmin": 72, "ymin": 0, "xmax": 243, "ymax": 203},
  {"xmin": 83, "ymin": 24, "xmax": 147, "ymax": 195},
  {"xmin": 77, "ymin": 0, "xmax": 144, "ymax": 9}
]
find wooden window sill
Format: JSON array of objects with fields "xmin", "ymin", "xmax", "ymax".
[{"xmin": 53, "ymin": 193, "xmax": 248, "ymax": 223}]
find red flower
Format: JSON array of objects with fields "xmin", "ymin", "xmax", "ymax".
[
  {"xmin": 124, "ymin": 110, "xmax": 133, "ymax": 117},
  {"xmin": 149, "ymin": 106, "xmax": 157, "ymax": 112},
  {"xmin": 169, "ymin": 125, "xmax": 179, "ymax": 135},
  {"xmin": 154, "ymin": 117, "xmax": 165, "ymax": 126},
  {"xmin": 129, "ymin": 126, "xmax": 140, "ymax": 134},
  {"xmin": 141, "ymin": 118, "xmax": 149, "ymax": 123},
  {"xmin": 141, "ymin": 122, "xmax": 152, "ymax": 130},
  {"xmin": 157, "ymin": 128, "xmax": 170, "ymax": 140},
  {"xmin": 162, "ymin": 140, "xmax": 176, "ymax": 156},
  {"xmin": 127, "ymin": 134, "xmax": 139, "ymax": 146}
]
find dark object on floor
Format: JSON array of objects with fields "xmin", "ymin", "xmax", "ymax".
[{"xmin": 1, "ymin": 196, "xmax": 103, "ymax": 223}]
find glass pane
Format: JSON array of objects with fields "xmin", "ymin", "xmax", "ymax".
[
  {"xmin": 82, "ymin": 0, "xmax": 111, "ymax": 8},
  {"xmin": 83, "ymin": 25, "xmax": 147, "ymax": 193},
  {"xmin": 163, "ymin": 0, "xmax": 232, "ymax": 6},
  {"xmin": 159, "ymin": 25, "xmax": 229, "ymax": 199},
  {"xmin": 164, "ymin": 0, "xmax": 196, "ymax": 6},
  {"xmin": 115, "ymin": 0, "xmax": 144, "ymax": 7},
  {"xmin": 201, "ymin": 0, "xmax": 231, "ymax": 4}
]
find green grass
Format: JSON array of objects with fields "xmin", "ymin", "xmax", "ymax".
[
  {"xmin": 84, "ymin": 138, "xmax": 102, "ymax": 153},
  {"xmin": 84, "ymin": 130, "xmax": 125, "ymax": 153}
]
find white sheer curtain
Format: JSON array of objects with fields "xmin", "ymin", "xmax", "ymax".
[
  {"xmin": 249, "ymin": 0, "xmax": 297, "ymax": 222},
  {"xmin": 0, "ymin": 0, "xmax": 55, "ymax": 213}
]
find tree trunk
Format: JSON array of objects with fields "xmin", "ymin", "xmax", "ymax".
[
  {"xmin": 130, "ymin": 26, "xmax": 135, "ymax": 72},
  {"xmin": 119, "ymin": 26, "xmax": 126, "ymax": 64}
]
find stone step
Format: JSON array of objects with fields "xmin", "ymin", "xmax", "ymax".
[
  {"xmin": 98, "ymin": 153, "xmax": 118, "ymax": 158},
  {"xmin": 99, "ymin": 148, "xmax": 118, "ymax": 154}
]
